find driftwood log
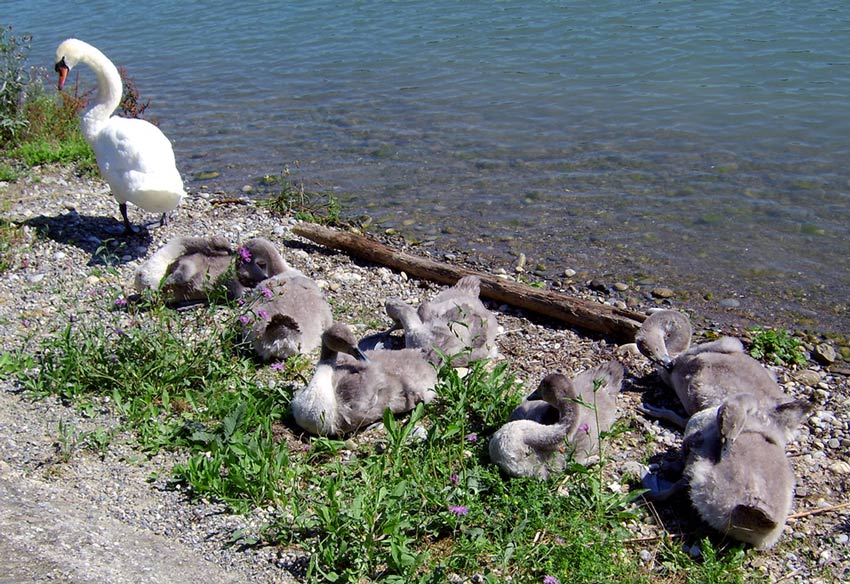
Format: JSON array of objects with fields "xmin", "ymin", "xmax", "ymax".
[{"xmin": 292, "ymin": 223, "xmax": 646, "ymax": 342}]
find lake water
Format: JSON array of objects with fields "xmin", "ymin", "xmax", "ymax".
[{"xmin": 8, "ymin": 1, "xmax": 850, "ymax": 333}]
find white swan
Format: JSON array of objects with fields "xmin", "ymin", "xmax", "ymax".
[{"xmin": 54, "ymin": 39, "xmax": 185, "ymax": 233}]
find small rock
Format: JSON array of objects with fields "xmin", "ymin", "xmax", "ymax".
[
  {"xmin": 639, "ymin": 549, "xmax": 652, "ymax": 562},
  {"xmin": 794, "ymin": 369, "xmax": 822, "ymax": 387},
  {"xmin": 651, "ymin": 287, "xmax": 674, "ymax": 299},
  {"xmin": 563, "ymin": 268, "xmax": 576, "ymax": 278},
  {"xmin": 613, "ymin": 282, "xmax": 629, "ymax": 291},
  {"xmin": 194, "ymin": 170, "xmax": 220, "ymax": 180},
  {"xmin": 241, "ymin": 185, "xmax": 254, "ymax": 193},
  {"xmin": 835, "ymin": 534, "xmax": 849, "ymax": 545},
  {"xmin": 27, "ymin": 273, "xmax": 45, "ymax": 284},
  {"xmin": 813, "ymin": 343, "xmax": 836, "ymax": 365},
  {"xmin": 828, "ymin": 438, "xmax": 840, "ymax": 449},
  {"xmin": 589, "ymin": 280, "xmax": 608, "ymax": 292},
  {"xmin": 719, "ymin": 298, "xmax": 741, "ymax": 308},
  {"xmin": 828, "ymin": 460, "xmax": 850, "ymax": 474},
  {"xmin": 53, "ymin": 251, "xmax": 67, "ymax": 261}
]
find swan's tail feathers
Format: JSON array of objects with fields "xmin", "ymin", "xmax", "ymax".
[
  {"xmin": 453, "ymin": 275, "xmax": 482, "ymax": 297},
  {"xmin": 128, "ymin": 187, "xmax": 185, "ymax": 214}
]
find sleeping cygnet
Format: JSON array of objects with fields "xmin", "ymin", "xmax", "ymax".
[
  {"xmin": 489, "ymin": 360, "xmax": 624, "ymax": 479},
  {"xmin": 385, "ymin": 275, "xmax": 499, "ymax": 367},
  {"xmin": 653, "ymin": 393, "xmax": 813, "ymax": 549},
  {"xmin": 134, "ymin": 236, "xmax": 287, "ymax": 304},
  {"xmin": 240, "ymin": 266, "xmax": 332, "ymax": 361},
  {"xmin": 291, "ymin": 323, "xmax": 438, "ymax": 436}
]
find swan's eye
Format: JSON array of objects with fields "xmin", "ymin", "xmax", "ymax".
[
  {"xmin": 256, "ymin": 260, "xmax": 267, "ymax": 270},
  {"xmin": 54, "ymin": 57, "xmax": 68, "ymax": 73}
]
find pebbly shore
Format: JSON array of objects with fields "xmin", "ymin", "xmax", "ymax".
[{"xmin": 0, "ymin": 164, "xmax": 848, "ymax": 582}]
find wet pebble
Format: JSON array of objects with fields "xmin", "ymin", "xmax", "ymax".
[
  {"xmin": 651, "ymin": 287, "xmax": 674, "ymax": 298},
  {"xmin": 719, "ymin": 297, "xmax": 740, "ymax": 308}
]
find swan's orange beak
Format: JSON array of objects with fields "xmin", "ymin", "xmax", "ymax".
[{"xmin": 54, "ymin": 58, "xmax": 68, "ymax": 90}]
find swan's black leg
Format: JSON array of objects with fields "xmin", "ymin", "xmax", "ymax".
[
  {"xmin": 119, "ymin": 202, "xmax": 138, "ymax": 234},
  {"xmin": 160, "ymin": 212, "xmax": 169, "ymax": 226}
]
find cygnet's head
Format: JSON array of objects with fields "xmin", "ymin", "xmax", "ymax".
[
  {"xmin": 635, "ymin": 310, "xmax": 692, "ymax": 368},
  {"xmin": 528, "ymin": 373, "xmax": 578, "ymax": 409},
  {"xmin": 322, "ymin": 323, "xmax": 369, "ymax": 361},
  {"xmin": 235, "ymin": 238, "xmax": 289, "ymax": 287}
]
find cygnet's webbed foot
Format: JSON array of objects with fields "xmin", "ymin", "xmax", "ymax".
[
  {"xmin": 160, "ymin": 212, "xmax": 170, "ymax": 227},
  {"xmin": 637, "ymin": 403, "xmax": 688, "ymax": 429},
  {"xmin": 642, "ymin": 474, "xmax": 687, "ymax": 503}
]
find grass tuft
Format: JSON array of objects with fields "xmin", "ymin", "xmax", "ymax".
[{"xmin": 747, "ymin": 326, "xmax": 807, "ymax": 367}]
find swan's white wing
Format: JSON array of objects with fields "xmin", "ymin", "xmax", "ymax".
[{"xmin": 94, "ymin": 117, "xmax": 185, "ymax": 212}]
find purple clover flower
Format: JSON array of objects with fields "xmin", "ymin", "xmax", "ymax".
[
  {"xmin": 261, "ymin": 286, "xmax": 273, "ymax": 298},
  {"xmin": 270, "ymin": 362, "xmax": 285, "ymax": 371},
  {"xmin": 114, "ymin": 296, "xmax": 128, "ymax": 308},
  {"xmin": 238, "ymin": 314, "xmax": 250, "ymax": 325},
  {"xmin": 448, "ymin": 505, "xmax": 469, "ymax": 516},
  {"xmin": 257, "ymin": 309, "xmax": 270, "ymax": 321},
  {"xmin": 578, "ymin": 423, "xmax": 590, "ymax": 435},
  {"xmin": 449, "ymin": 473, "xmax": 459, "ymax": 485},
  {"xmin": 465, "ymin": 433, "xmax": 477, "ymax": 442},
  {"xmin": 543, "ymin": 577, "xmax": 560, "ymax": 584},
  {"xmin": 237, "ymin": 246, "xmax": 252, "ymax": 263}
]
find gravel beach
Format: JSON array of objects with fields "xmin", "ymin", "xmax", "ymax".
[{"xmin": 0, "ymin": 165, "xmax": 848, "ymax": 582}]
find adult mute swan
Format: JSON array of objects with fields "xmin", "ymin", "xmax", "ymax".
[{"xmin": 54, "ymin": 38, "xmax": 185, "ymax": 233}]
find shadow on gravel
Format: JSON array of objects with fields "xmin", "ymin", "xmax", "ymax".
[{"xmin": 20, "ymin": 210, "xmax": 153, "ymax": 266}]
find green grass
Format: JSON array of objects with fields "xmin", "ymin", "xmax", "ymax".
[
  {"xmin": 0, "ymin": 292, "xmax": 763, "ymax": 583},
  {"xmin": 256, "ymin": 169, "xmax": 343, "ymax": 225},
  {"xmin": 747, "ymin": 326, "xmax": 807, "ymax": 367}
]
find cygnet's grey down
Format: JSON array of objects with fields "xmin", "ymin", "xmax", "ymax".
[
  {"xmin": 384, "ymin": 275, "xmax": 499, "ymax": 366},
  {"xmin": 488, "ymin": 360, "xmax": 624, "ymax": 479},
  {"xmin": 636, "ymin": 309, "xmax": 790, "ymax": 426},
  {"xmin": 239, "ymin": 265, "xmax": 333, "ymax": 362},
  {"xmin": 646, "ymin": 393, "xmax": 812, "ymax": 549},
  {"xmin": 291, "ymin": 322, "xmax": 438, "ymax": 436},
  {"xmin": 134, "ymin": 236, "xmax": 287, "ymax": 304}
]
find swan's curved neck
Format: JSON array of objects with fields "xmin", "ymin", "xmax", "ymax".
[{"xmin": 77, "ymin": 45, "xmax": 123, "ymax": 142}]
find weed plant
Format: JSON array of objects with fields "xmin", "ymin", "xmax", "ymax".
[
  {"xmin": 257, "ymin": 168, "xmax": 342, "ymax": 225},
  {"xmin": 747, "ymin": 326, "xmax": 807, "ymax": 367}
]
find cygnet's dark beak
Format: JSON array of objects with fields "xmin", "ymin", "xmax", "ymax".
[
  {"xmin": 352, "ymin": 347, "xmax": 370, "ymax": 362},
  {"xmin": 525, "ymin": 387, "xmax": 543, "ymax": 401}
]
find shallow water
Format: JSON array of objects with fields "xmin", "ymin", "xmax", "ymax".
[{"xmin": 8, "ymin": 0, "xmax": 850, "ymax": 332}]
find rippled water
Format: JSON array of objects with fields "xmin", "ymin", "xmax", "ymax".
[{"xmin": 8, "ymin": 1, "xmax": 850, "ymax": 332}]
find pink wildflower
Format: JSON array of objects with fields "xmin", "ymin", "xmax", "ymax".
[
  {"xmin": 114, "ymin": 296, "xmax": 128, "ymax": 308},
  {"xmin": 448, "ymin": 505, "xmax": 469, "ymax": 516},
  {"xmin": 238, "ymin": 314, "xmax": 250, "ymax": 325},
  {"xmin": 466, "ymin": 433, "xmax": 477, "ymax": 442},
  {"xmin": 257, "ymin": 309, "xmax": 270, "ymax": 321},
  {"xmin": 449, "ymin": 473, "xmax": 459, "ymax": 485},
  {"xmin": 261, "ymin": 286, "xmax": 273, "ymax": 298},
  {"xmin": 543, "ymin": 577, "xmax": 560, "ymax": 584},
  {"xmin": 270, "ymin": 362, "xmax": 285, "ymax": 371},
  {"xmin": 578, "ymin": 423, "xmax": 590, "ymax": 435},
  {"xmin": 237, "ymin": 246, "xmax": 252, "ymax": 263}
]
